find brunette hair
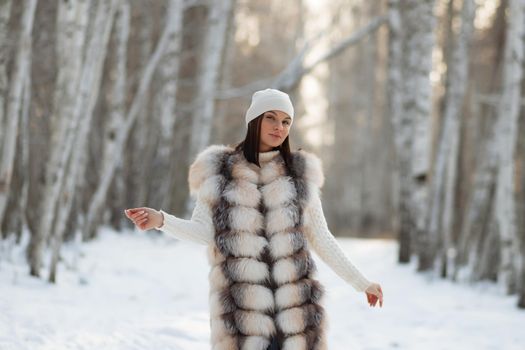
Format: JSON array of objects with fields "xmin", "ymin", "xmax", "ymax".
[{"xmin": 234, "ymin": 113, "xmax": 294, "ymax": 168}]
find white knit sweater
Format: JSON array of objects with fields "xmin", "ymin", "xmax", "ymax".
[{"xmin": 156, "ymin": 150, "xmax": 372, "ymax": 293}]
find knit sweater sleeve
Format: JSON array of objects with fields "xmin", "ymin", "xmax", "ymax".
[
  {"xmin": 155, "ymin": 197, "xmax": 214, "ymax": 245},
  {"xmin": 303, "ymin": 191, "xmax": 373, "ymax": 293}
]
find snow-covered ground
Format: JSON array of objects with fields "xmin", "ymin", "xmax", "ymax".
[{"xmin": 0, "ymin": 227, "xmax": 523, "ymax": 350}]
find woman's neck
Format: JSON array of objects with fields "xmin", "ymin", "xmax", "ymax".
[{"xmin": 258, "ymin": 149, "xmax": 279, "ymax": 162}]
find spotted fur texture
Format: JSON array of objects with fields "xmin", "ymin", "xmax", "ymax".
[{"xmin": 189, "ymin": 145, "xmax": 328, "ymax": 350}]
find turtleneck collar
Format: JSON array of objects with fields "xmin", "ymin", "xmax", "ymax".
[{"xmin": 258, "ymin": 149, "xmax": 280, "ymax": 163}]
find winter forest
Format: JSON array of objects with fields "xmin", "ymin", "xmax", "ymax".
[{"xmin": 1, "ymin": 0, "xmax": 525, "ymax": 349}]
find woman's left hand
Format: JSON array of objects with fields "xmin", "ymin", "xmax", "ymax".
[{"xmin": 365, "ymin": 282, "xmax": 383, "ymax": 308}]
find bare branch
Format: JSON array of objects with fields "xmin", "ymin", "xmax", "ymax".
[{"xmin": 215, "ymin": 15, "xmax": 388, "ymax": 99}]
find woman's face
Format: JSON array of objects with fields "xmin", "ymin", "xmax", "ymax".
[{"xmin": 259, "ymin": 110, "xmax": 292, "ymax": 152}]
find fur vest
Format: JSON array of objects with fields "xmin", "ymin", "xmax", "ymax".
[{"xmin": 188, "ymin": 144, "xmax": 328, "ymax": 350}]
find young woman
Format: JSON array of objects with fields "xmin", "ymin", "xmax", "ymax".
[{"xmin": 125, "ymin": 88, "xmax": 383, "ymax": 350}]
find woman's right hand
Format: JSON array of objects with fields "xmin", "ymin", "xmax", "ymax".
[
  {"xmin": 365, "ymin": 282, "xmax": 383, "ymax": 308},
  {"xmin": 124, "ymin": 207, "xmax": 164, "ymax": 231}
]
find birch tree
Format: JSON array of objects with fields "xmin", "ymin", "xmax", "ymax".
[
  {"xmin": 0, "ymin": 0, "xmax": 12, "ymax": 160},
  {"xmin": 106, "ymin": 0, "xmax": 130, "ymax": 230},
  {"xmin": 48, "ymin": 0, "xmax": 119, "ymax": 281},
  {"xmin": 427, "ymin": 0, "xmax": 475, "ymax": 277},
  {"xmin": 0, "ymin": 0, "xmax": 37, "ymax": 236},
  {"xmin": 492, "ymin": 0, "xmax": 524, "ymax": 294},
  {"xmin": 81, "ymin": 0, "xmax": 130, "ymax": 240},
  {"xmin": 187, "ymin": 0, "xmax": 235, "ymax": 161},
  {"xmin": 386, "ymin": 0, "xmax": 436, "ymax": 265},
  {"xmin": 154, "ymin": 0, "xmax": 184, "ymax": 211},
  {"xmin": 131, "ymin": 3, "xmax": 154, "ymax": 208},
  {"xmin": 27, "ymin": 0, "xmax": 91, "ymax": 277},
  {"xmin": 519, "ymin": 124, "xmax": 525, "ymax": 307},
  {"xmin": 18, "ymin": 72, "xmax": 31, "ymax": 240},
  {"xmin": 386, "ymin": 0, "xmax": 410, "ymax": 262},
  {"xmin": 399, "ymin": 0, "xmax": 436, "ymax": 272},
  {"xmin": 455, "ymin": 0, "xmax": 524, "ymax": 294},
  {"xmin": 82, "ymin": 0, "xmax": 184, "ymax": 240},
  {"xmin": 185, "ymin": 0, "xmax": 234, "ymax": 215}
]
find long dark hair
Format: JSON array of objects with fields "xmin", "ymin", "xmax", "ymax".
[{"xmin": 234, "ymin": 113, "xmax": 294, "ymax": 168}]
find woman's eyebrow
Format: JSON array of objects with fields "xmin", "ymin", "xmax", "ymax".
[{"xmin": 266, "ymin": 111, "xmax": 291, "ymax": 120}]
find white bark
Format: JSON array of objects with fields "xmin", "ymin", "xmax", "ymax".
[
  {"xmin": 403, "ymin": 0, "xmax": 436, "ymax": 272},
  {"xmin": 493, "ymin": 0, "xmax": 524, "ymax": 294},
  {"xmin": 213, "ymin": 2, "xmax": 236, "ymax": 142},
  {"xmin": 455, "ymin": 139, "xmax": 497, "ymax": 280},
  {"xmin": 188, "ymin": 0, "xmax": 234, "ymax": 159},
  {"xmin": 154, "ymin": 0, "xmax": 184, "ymax": 210},
  {"xmin": 519, "ymin": 141, "xmax": 525, "ymax": 307},
  {"xmin": 185, "ymin": 0, "xmax": 234, "ymax": 215},
  {"xmin": 108, "ymin": 0, "xmax": 130, "ymax": 158},
  {"xmin": 82, "ymin": 0, "xmax": 183, "ymax": 240},
  {"xmin": 0, "ymin": 0, "xmax": 12, "ymax": 157},
  {"xmin": 18, "ymin": 54, "xmax": 31, "ymax": 237},
  {"xmin": 0, "ymin": 0, "xmax": 37, "ymax": 235},
  {"xmin": 50, "ymin": 0, "xmax": 118, "ymax": 276},
  {"xmin": 156, "ymin": 0, "xmax": 182, "ymax": 157},
  {"xmin": 387, "ymin": 0, "xmax": 410, "ymax": 262},
  {"xmin": 25, "ymin": 0, "xmax": 92, "ymax": 277},
  {"xmin": 106, "ymin": 0, "xmax": 130, "ymax": 229},
  {"xmin": 389, "ymin": 0, "xmax": 436, "ymax": 265},
  {"xmin": 28, "ymin": 0, "xmax": 91, "ymax": 277},
  {"xmin": 428, "ymin": 0, "xmax": 475, "ymax": 277},
  {"xmin": 456, "ymin": 0, "xmax": 525, "ymax": 291},
  {"xmin": 132, "ymin": 3, "xmax": 154, "ymax": 208},
  {"xmin": 474, "ymin": 93, "xmax": 525, "ymax": 107}
]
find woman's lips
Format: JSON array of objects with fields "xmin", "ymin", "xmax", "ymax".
[{"xmin": 270, "ymin": 134, "xmax": 281, "ymax": 139}]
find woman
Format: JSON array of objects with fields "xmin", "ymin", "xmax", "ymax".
[{"xmin": 125, "ymin": 88, "xmax": 383, "ymax": 350}]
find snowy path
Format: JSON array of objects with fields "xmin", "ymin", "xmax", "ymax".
[{"xmin": 0, "ymin": 228, "xmax": 523, "ymax": 350}]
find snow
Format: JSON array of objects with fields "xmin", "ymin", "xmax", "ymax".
[{"xmin": 1, "ymin": 227, "xmax": 523, "ymax": 350}]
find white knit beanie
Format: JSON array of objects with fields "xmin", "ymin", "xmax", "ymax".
[{"xmin": 245, "ymin": 88, "xmax": 294, "ymax": 126}]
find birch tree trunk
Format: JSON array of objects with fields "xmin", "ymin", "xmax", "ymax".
[
  {"xmin": 454, "ymin": 134, "xmax": 498, "ymax": 281},
  {"xmin": 107, "ymin": 0, "xmax": 130, "ymax": 230},
  {"xmin": 18, "ymin": 72, "xmax": 31, "ymax": 240},
  {"xmin": 387, "ymin": 0, "xmax": 412, "ymax": 263},
  {"xmin": 48, "ymin": 0, "xmax": 118, "ymax": 281},
  {"xmin": 0, "ymin": 0, "xmax": 12, "ymax": 238},
  {"xmin": 213, "ymin": 1, "xmax": 237, "ymax": 143},
  {"xmin": 28, "ymin": 0, "xmax": 91, "ymax": 277},
  {"xmin": 82, "ymin": 0, "xmax": 130, "ymax": 239},
  {"xmin": 0, "ymin": 0, "xmax": 12, "ymax": 158},
  {"xmin": 0, "ymin": 0, "xmax": 37, "ymax": 235},
  {"xmin": 402, "ymin": 0, "xmax": 436, "ymax": 272},
  {"xmin": 493, "ymin": 0, "xmax": 524, "ymax": 294},
  {"xmin": 132, "ymin": 3, "xmax": 154, "ymax": 208},
  {"xmin": 427, "ymin": 0, "xmax": 475, "ymax": 277},
  {"xmin": 3, "ymin": 50, "xmax": 32, "ymax": 241},
  {"xmin": 389, "ymin": 0, "xmax": 436, "ymax": 265},
  {"xmin": 187, "ymin": 0, "xmax": 234, "ymax": 159},
  {"xmin": 154, "ymin": 0, "xmax": 184, "ymax": 211},
  {"xmin": 455, "ymin": 0, "xmax": 524, "ymax": 289},
  {"xmin": 519, "ymin": 118, "xmax": 525, "ymax": 307},
  {"xmin": 185, "ymin": 0, "xmax": 234, "ymax": 215},
  {"xmin": 82, "ymin": 0, "xmax": 183, "ymax": 240}
]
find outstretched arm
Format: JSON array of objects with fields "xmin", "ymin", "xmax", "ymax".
[
  {"xmin": 303, "ymin": 192, "xmax": 372, "ymax": 293},
  {"xmin": 155, "ymin": 197, "xmax": 214, "ymax": 245}
]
